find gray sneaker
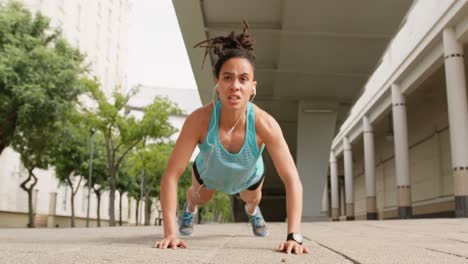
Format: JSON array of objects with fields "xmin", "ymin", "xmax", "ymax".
[
  {"xmin": 179, "ymin": 202, "xmax": 195, "ymax": 236},
  {"xmin": 246, "ymin": 206, "xmax": 269, "ymax": 237}
]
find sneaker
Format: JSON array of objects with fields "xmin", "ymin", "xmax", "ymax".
[
  {"xmin": 246, "ymin": 206, "xmax": 269, "ymax": 237},
  {"xmin": 179, "ymin": 202, "xmax": 196, "ymax": 236}
]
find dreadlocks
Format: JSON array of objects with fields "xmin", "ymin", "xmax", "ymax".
[{"xmin": 194, "ymin": 20, "xmax": 256, "ymax": 78}]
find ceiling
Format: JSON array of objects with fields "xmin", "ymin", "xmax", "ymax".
[{"xmin": 173, "ymin": 0, "xmax": 415, "ymax": 193}]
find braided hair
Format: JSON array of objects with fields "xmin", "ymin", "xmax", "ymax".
[{"xmin": 194, "ymin": 20, "xmax": 256, "ymax": 78}]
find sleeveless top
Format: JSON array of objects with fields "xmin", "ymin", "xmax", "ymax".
[{"xmin": 195, "ymin": 100, "xmax": 265, "ymax": 194}]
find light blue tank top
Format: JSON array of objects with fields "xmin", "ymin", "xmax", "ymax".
[{"xmin": 195, "ymin": 101, "xmax": 265, "ymax": 194}]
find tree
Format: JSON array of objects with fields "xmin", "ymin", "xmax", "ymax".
[
  {"xmin": 82, "ymin": 132, "xmax": 109, "ymax": 227},
  {"xmin": 50, "ymin": 109, "xmax": 89, "ymax": 227},
  {"xmin": 13, "ymin": 126, "xmax": 54, "ymax": 227},
  {"xmin": 0, "ymin": 1, "xmax": 86, "ymax": 155},
  {"xmin": 0, "ymin": 1, "xmax": 87, "ymax": 227},
  {"xmin": 85, "ymin": 85, "xmax": 182, "ymax": 226},
  {"xmin": 127, "ymin": 143, "xmax": 172, "ymax": 225},
  {"xmin": 178, "ymin": 162, "xmax": 193, "ymax": 214},
  {"xmin": 200, "ymin": 192, "xmax": 233, "ymax": 223},
  {"xmin": 116, "ymin": 162, "xmax": 132, "ymax": 226}
]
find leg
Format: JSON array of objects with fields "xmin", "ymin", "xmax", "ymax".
[
  {"xmin": 239, "ymin": 177, "xmax": 269, "ymax": 237},
  {"xmin": 186, "ymin": 168, "xmax": 216, "ymax": 212},
  {"xmin": 239, "ymin": 177, "xmax": 264, "ymax": 214},
  {"xmin": 179, "ymin": 168, "xmax": 215, "ymax": 236}
]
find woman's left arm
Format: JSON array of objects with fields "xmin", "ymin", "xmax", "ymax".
[{"xmin": 257, "ymin": 110, "xmax": 310, "ymax": 254}]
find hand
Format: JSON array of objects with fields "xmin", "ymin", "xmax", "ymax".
[
  {"xmin": 153, "ymin": 235, "xmax": 187, "ymax": 249},
  {"xmin": 278, "ymin": 240, "xmax": 310, "ymax": 255}
]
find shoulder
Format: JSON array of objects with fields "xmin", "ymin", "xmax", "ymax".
[
  {"xmin": 252, "ymin": 104, "xmax": 282, "ymax": 143},
  {"xmin": 182, "ymin": 102, "xmax": 214, "ymax": 141},
  {"xmin": 186, "ymin": 102, "xmax": 214, "ymax": 124}
]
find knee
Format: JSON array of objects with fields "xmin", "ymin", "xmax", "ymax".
[
  {"xmin": 197, "ymin": 193, "xmax": 213, "ymax": 204},
  {"xmin": 187, "ymin": 187, "xmax": 214, "ymax": 205},
  {"xmin": 240, "ymin": 192, "xmax": 262, "ymax": 205}
]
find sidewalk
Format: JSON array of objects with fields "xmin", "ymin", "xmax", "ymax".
[{"xmin": 0, "ymin": 219, "xmax": 467, "ymax": 263}]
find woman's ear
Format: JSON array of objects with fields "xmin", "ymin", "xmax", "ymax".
[{"xmin": 252, "ymin": 81, "xmax": 257, "ymax": 95}]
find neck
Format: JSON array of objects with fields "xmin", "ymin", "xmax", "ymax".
[{"xmin": 219, "ymin": 103, "xmax": 247, "ymax": 131}]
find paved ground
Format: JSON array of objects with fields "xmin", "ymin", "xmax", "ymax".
[{"xmin": 0, "ymin": 219, "xmax": 467, "ymax": 263}]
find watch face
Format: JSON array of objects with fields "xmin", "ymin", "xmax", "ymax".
[{"xmin": 293, "ymin": 233, "xmax": 303, "ymax": 243}]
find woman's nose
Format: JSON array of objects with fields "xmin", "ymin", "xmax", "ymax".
[{"xmin": 231, "ymin": 79, "xmax": 241, "ymax": 91}]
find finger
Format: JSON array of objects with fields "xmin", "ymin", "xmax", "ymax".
[
  {"xmin": 180, "ymin": 240, "xmax": 188, "ymax": 248},
  {"xmin": 278, "ymin": 243, "xmax": 285, "ymax": 251},
  {"xmin": 170, "ymin": 241, "xmax": 177, "ymax": 249},
  {"xmin": 294, "ymin": 245, "xmax": 300, "ymax": 255},
  {"xmin": 286, "ymin": 243, "xmax": 294, "ymax": 254},
  {"xmin": 154, "ymin": 241, "xmax": 160, "ymax": 248},
  {"xmin": 303, "ymin": 246, "xmax": 311, "ymax": 254},
  {"xmin": 161, "ymin": 241, "xmax": 169, "ymax": 249}
]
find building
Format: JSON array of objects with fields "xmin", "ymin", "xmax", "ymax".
[
  {"xmin": 328, "ymin": 0, "xmax": 468, "ymax": 220},
  {"xmin": 172, "ymin": 0, "xmax": 414, "ymax": 221},
  {"xmin": 0, "ymin": 0, "xmax": 131, "ymax": 227},
  {"xmin": 173, "ymin": 0, "xmax": 468, "ymax": 221}
]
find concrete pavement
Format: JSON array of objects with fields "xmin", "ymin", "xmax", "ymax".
[{"xmin": 0, "ymin": 219, "xmax": 467, "ymax": 263}]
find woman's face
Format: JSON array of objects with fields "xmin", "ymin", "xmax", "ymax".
[{"xmin": 216, "ymin": 57, "xmax": 256, "ymax": 110}]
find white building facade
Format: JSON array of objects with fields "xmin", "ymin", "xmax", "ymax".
[
  {"xmin": 0, "ymin": 0, "xmax": 132, "ymax": 227},
  {"xmin": 327, "ymin": 0, "xmax": 468, "ymax": 220}
]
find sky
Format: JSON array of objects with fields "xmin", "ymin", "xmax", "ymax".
[{"xmin": 127, "ymin": 0, "xmax": 197, "ymax": 91}]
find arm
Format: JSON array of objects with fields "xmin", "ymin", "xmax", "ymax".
[
  {"xmin": 154, "ymin": 111, "xmax": 201, "ymax": 248},
  {"xmin": 259, "ymin": 114, "xmax": 302, "ymax": 234},
  {"xmin": 257, "ymin": 110, "xmax": 310, "ymax": 254}
]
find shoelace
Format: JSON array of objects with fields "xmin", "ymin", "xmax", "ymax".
[
  {"xmin": 250, "ymin": 214, "xmax": 263, "ymax": 227},
  {"xmin": 182, "ymin": 212, "xmax": 193, "ymax": 226}
]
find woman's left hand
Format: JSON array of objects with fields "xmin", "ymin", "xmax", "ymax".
[{"xmin": 278, "ymin": 240, "xmax": 310, "ymax": 255}]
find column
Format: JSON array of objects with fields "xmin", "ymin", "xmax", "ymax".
[
  {"xmin": 443, "ymin": 28, "xmax": 468, "ymax": 217},
  {"xmin": 330, "ymin": 151, "xmax": 339, "ymax": 221},
  {"xmin": 47, "ymin": 192, "xmax": 57, "ymax": 228},
  {"xmin": 391, "ymin": 84, "xmax": 412, "ymax": 219},
  {"xmin": 343, "ymin": 137, "xmax": 354, "ymax": 220},
  {"xmin": 363, "ymin": 116, "xmax": 378, "ymax": 220},
  {"xmin": 321, "ymin": 184, "xmax": 329, "ymax": 216},
  {"xmin": 296, "ymin": 101, "xmax": 338, "ymax": 221},
  {"xmin": 339, "ymin": 180, "xmax": 345, "ymax": 217}
]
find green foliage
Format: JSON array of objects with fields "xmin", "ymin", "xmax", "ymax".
[
  {"xmin": 0, "ymin": 1, "xmax": 87, "ymax": 227},
  {"xmin": 50, "ymin": 109, "xmax": 88, "ymax": 185},
  {"xmin": 127, "ymin": 143, "xmax": 172, "ymax": 199},
  {"xmin": 200, "ymin": 192, "xmax": 233, "ymax": 223},
  {"xmin": 83, "ymin": 83, "xmax": 183, "ymax": 225},
  {"xmin": 82, "ymin": 132, "xmax": 109, "ymax": 191},
  {"xmin": 178, "ymin": 162, "xmax": 193, "ymax": 211},
  {"xmin": 0, "ymin": 1, "xmax": 87, "ymax": 154}
]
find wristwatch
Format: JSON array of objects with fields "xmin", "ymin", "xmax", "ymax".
[{"xmin": 286, "ymin": 232, "xmax": 303, "ymax": 245}]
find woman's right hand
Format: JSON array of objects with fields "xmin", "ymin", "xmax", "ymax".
[{"xmin": 153, "ymin": 235, "xmax": 187, "ymax": 249}]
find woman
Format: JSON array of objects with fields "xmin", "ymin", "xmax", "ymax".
[{"xmin": 154, "ymin": 21, "xmax": 310, "ymax": 255}]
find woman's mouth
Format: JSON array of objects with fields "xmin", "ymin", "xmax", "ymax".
[{"xmin": 228, "ymin": 95, "xmax": 241, "ymax": 103}]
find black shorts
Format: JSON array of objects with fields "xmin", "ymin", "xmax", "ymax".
[{"xmin": 192, "ymin": 162, "xmax": 264, "ymax": 191}]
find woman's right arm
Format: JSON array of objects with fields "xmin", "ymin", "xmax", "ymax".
[{"xmin": 154, "ymin": 110, "xmax": 203, "ymax": 249}]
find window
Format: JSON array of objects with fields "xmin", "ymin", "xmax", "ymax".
[
  {"xmin": 96, "ymin": 24, "xmax": 101, "ymax": 48},
  {"xmin": 36, "ymin": 0, "xmax": 43, "ymax": 11},
  {"xmin": 82, "ymin": 187, "xmax": 87, "ymax": 213},
  {"xmin": 58, "ymin": 0, "xmax": 65, "ymax": 13},
  {"xmin": 62, "ymin": 185, "xmax": 68, "ymax": 211},
  {"xmin": 107, "ymin": 36, "xmax": 111, "ymax": 60},
  {"xmin": 97, "ymin": 2, "xmax": 102, "ymax": 18},
  {"xmin": 108, "ymin": 9, "xmax": 113, "ymax": 31},
  {"xmin": 76, "ymin": 4, "xmax": 82, "ymax": 31}
]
